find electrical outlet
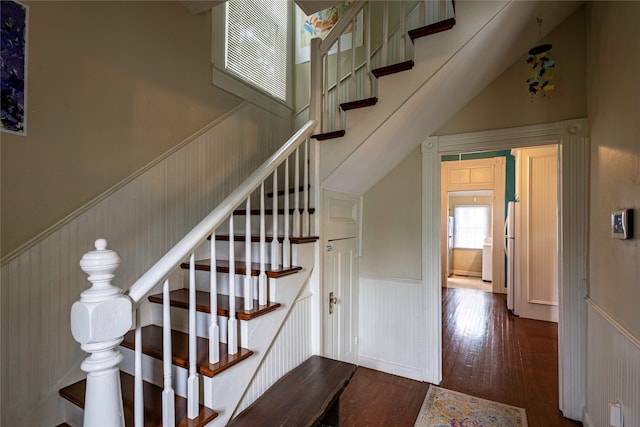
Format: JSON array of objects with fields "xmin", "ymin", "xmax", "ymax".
[{"xmin": 609, "ymin": 401, "xmax": 623, "ymax": 427}]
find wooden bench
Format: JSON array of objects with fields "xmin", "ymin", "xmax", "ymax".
[{"xmin": 228, "ymin": 355, "xmax": 356, "ymax": 427}]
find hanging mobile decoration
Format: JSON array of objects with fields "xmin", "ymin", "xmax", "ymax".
[{"xmin": 526, "ymin": 18, "xmax": 555, "ymax": 99}]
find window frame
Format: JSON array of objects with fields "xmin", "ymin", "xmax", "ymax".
[
  {"xmin": 452, "ymin": 204, "xmax": 490, "ymax": 250},
  {"xmin": 211, "ymin": 0, "xmax": 294, "ymax": 118}
]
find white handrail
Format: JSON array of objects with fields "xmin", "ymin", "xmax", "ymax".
[{"xmin": 127, "ymin": 119, "xmax": 317, "ymax": 304}]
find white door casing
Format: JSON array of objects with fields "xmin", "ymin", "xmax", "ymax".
[
  {"xmin": 422, "ymin": 119, "xmax": 588, "ymax": 420},
  {"xmin": 322, "ymin": 190, "xmax": 360, "ymax": 363}
]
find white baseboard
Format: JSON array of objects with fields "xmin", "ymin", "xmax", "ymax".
[
  {"xmin": 582, "ymin": 409, "xmax": 596, "ymax": 427},
  {"xmin": 358, "ymin": 354, "xmax": 423, "ymax": 382},
  {"xmin": 452, "ymin": 270, "xmax": 482, "ymax": 278}
]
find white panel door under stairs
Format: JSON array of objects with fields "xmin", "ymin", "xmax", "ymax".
[
  {"xmin": 324, "ymin": 237, "xmax": 358, "ymax": 364},
  {"xmin": 322, "ymin": 190, "xmax": 360, "ymax": 364}
]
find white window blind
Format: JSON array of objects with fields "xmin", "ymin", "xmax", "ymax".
[
  {"xmin": 225, "ymin": 0, "xmax": 289, "ymax": 101},
  {"xmin": 453, "ymin": 205, "xmax": 489, "ymax": 249}
]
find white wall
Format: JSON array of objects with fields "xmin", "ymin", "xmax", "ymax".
[
  {"xmin": 584, "ymin": 2, "xmax": 640, "ymax": 424},
  {"xmin": 0, "ymin": 103, "xmax": 291, "ymax": 427}
]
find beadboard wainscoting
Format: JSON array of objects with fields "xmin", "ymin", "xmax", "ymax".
[
  {"xmin": 584, "ymin": 299, "xmax": 640, "ymax": 427},
  {"xmin": 235, "ymin": 293, "xmax": 313, "ymax": 415},
  {"xmin": 0, "ymin": 102, "xmax": 292, "ymax": 427},
  {"xmin": 358, "ymin": 276, "xmax": 425, "ymax": 381}
]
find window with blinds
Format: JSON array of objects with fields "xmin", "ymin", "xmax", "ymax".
[{"xmin": 225, "ymin": 0, "xmax": 289, "ymax": 102}]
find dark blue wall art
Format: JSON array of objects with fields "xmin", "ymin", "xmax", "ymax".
[{"xmin": 1, "ymin": 0, "xmax": 28, "ymax": 135}]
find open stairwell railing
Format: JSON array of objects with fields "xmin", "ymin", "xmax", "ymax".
[
  {"xmin": 70, "ymin": 119, "xmax": 317, "ymax": 426},
  {"xmin": 309, "ymin": 0, "xmax": 454, "ymax": 138}
]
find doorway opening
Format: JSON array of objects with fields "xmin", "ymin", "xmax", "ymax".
[
  {"xmin": 446, "ymin": 191, "xmax": 494, "ymax": 292},
  {"xmin": 421, "ymin": 119, "xmax": 588, "ymax": 417}
]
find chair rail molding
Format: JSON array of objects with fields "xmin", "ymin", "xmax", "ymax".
[{"xmin": 422, "ymin": 118, "xmax": 588, "ymax": 420}]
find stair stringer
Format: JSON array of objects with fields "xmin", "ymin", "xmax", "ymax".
[
  {"xmin": 202, "ymin": 242, "xmax": 316, "ymax": 427},
  {"xmin": 321, "ymin": 0, "xmax": 583, "ymax": 195}
]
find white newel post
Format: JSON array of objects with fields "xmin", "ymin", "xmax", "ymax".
[{"xmin": 71, "ymin": 239, "xmax": 132, "ymax": 427}]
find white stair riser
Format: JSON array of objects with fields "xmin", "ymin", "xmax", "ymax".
[
  {"xmin": 189, "ymin": 270, "xmax": 262, "ymax": 296},
  {"xmin": 193, "ymin": 240, "xmax": 277, "ymax": 265},
  {"xmin": 147, "ymin": 303, "xmax": 230, "ymax": 342},
  {"xmin": 120, "ymin": 346, "xmax": 192, "ymax": 399}
]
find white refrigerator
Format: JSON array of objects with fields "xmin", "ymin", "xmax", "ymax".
[{"xmin": 505, "ymin": 201, "xmax": 517, "ymax": 313}]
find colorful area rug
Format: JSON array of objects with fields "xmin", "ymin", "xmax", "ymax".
[{"xmin": 414, "ymin": 386, "xmax": 528, "ymax": 427}]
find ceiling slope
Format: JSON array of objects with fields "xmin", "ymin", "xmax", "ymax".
[{"xmin": 321, "ymin": 1, "xmax": 583, "ymax": 195}]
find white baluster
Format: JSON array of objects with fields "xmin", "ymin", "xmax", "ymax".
[
  {"xmin": 400, "ymin": 1, "xmax": 406, "ymax": 61},
  {"xmin": 271, "ymin": 169, "xmax": 279, "ymax": 269},
  {"xmin": 134, "ymin": 311, "xmax": 143, "ymax": 427},
  {"xmin": 283, "ymin": 158, "xmax": 291, "ymax": 268},
  {"xmin": 209, "ymin": 231, "xmax": 220, "ymax": 364},
  {"xmin": 366, "ymin": 4, "xmax": 373, "ymax": 98},
  {"xmin": 244, "ymin": 198, "xmax": 253, "ymax": 311},
  {"xmin": 228, "ymin": 216, "xmax": 238, "ymax": 355},
  {"xmin": 323, "ymin": 53, "xmax": 329, "ymax": 132},
  {"xmin": 259, "ymin": 182, "xmax": 267, "ymax": 306},
  {"xmin": 71, "ymin": 239, "xmax": 130, "ymax": 427},
  {"xmin": 350, "ymin": 16, "xmax": 357, "ymax": 101},
  {"xmin": 382, "ymin": 1, "xmax": 389, "ymax": 66},
  {"xmin": 162, "ymin": 279, "xmax": 175, "ymax": 427},
  {"xmin": 187, "ymin": 253, "xmax": 199, "ymax": 419},
  {"xmin": 336, "ymin": 37, "xmax": 342, "ymax": 129},
  {"xmin": 303, "ymin": 138, "xmax": 310, "ymax": 237},
  {"xmin": 293, "ymin": 147, "xmax": 301, "ymax": 238}
]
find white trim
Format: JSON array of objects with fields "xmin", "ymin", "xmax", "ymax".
[
  {"xmin": 423, "ymin": 119, "xmax": 588, "ymax": 418},
  {"xmin": 582, "ymin": 410, "xmax": 596, "ymax": 427},
  {"xmin": 452, "ymin": 270, "xmax": 482, "ymax": 278},
  {"xmin": 359, "ymin": 275, "xmax": 422, "ymax": 285},
  {"xmin": 212, "ymin": 66, "xmax": 294, "ymax": 119},
  {"xmin": 586, "ymin": 297, "xmax": 640, "ymax": 350},
  {"xmin": 1, "ymin": 102, "xmax": 249, "ymax": 266},
  {"xmin": 357, "ymin": 355, "xmax": 423, "ymax": 382}
]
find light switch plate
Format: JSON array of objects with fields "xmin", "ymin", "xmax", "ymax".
[{"xmin": 612, "ymin": 209, "xmax": 633, "ymax": 239}]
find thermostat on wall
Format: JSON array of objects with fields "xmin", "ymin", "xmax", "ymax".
[{"xmin": 611, "ymin": 209, "xmax": 633, "ymax": 239}]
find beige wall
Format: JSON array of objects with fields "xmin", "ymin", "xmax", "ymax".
[
  {"xmin": 1, "ymin": 1, "xmax": 242, "ymax": 256},
  {"xmin": 436, "ymin": 6, "xmax": 586, "ymax": 135},
  {"xmin": 360, "ymin": 146, "xmax": 421, "ymax": 280},
  {"xmin": 587, "ymin": 2, "xmax": 640, "ymax": 338}
]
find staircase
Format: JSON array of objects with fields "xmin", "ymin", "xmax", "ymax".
[{"xmin": 59, "ymin": 1, "xmax": 461, "ymax": 426}]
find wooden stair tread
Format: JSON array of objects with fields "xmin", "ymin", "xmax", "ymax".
[
  {"xmin": 233, "ymin": 207, "xmax": 316, "ymax": 215},
  {"xmin": 59, "ymin": 371, "xmax": 217, "ymax": 427},
  {"xmin": 149, "ymin": 289, "xmax": 281, "ymax": 321},
  {"xmin": 181, "ymin": 258, "xmax": 302, "ymax": 278},
  {"xmin": 340, "ymin": 97, "xmax": 378, "ymax": 111},
  {"xmin": 311, "ymin": 130, "xmax": 346, "ymax": 141},
  {"xmin": 266, "ymin": 184, "xmax": 310, "ymax": 198},
  {"xmin": 213, "ymin": 234, "xmax": 319, "ymax": 245},
  {"xmin": 122, "ymin": 325, "xmax": 253, "ymax": 378},
  {"xmin": 408, "ymin": 17, "xmax": 456, "ymax": 42},
  {"xmin": 372, "ymin": 60, "xmax": 414, "ymax": 78}
]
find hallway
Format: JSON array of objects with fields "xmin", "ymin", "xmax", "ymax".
[{"xmin": 339, "ymin": 287, "xmax": 582, "ymax": 426}]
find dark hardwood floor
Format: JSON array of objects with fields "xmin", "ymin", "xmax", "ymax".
[{"xmin": 339, "ymin": 287, "xmax": 582, "ymax": 427}]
